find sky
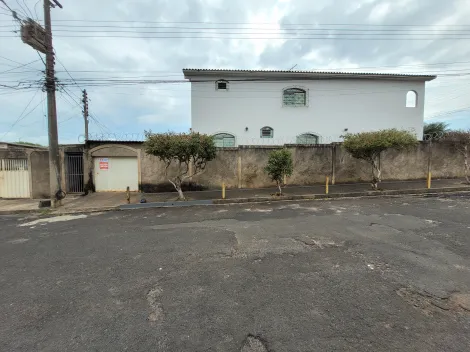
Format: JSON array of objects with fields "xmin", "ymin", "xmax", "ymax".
[{"xmin": 0, "ymin": 0, "xmax": 469, "ymax": 145}]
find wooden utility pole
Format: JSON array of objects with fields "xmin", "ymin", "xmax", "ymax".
[
  {"xmin": 82, "ymin": 89, "xmax": 89, "ymax": 142},
  {"xmin": 44, "ymin": 0, "xmax": 63, "ymax": 207}
]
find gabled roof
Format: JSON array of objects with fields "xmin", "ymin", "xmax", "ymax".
[{"xmin": 182, "ymin": 68, "xmax": 436, "ymax": 82}]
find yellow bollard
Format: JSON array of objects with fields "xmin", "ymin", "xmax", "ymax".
[
  {"xmin": 326, "ymin": 176, "xmax": 329, "ymax": 195},
  {"xmin": 283, "ymin": 174, "xmax": 287, "ymax": 186},
  {"xmin": 427, "ymin": 172, "xmax": 432, "ymax": 189},
  {"xmin": 222, "ymin": 182, "xmax": 226, "ymax": 199}
]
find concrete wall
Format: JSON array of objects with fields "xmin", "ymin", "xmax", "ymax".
[
  {"xmin": 0, "ymin": 149, "xmax": 28, "ymax": 159},
  {"xmin": 152, "ymin": 142, "xmax": 465, "ymax": 190},
  {"xmin": 30, "ymin": 151, "xmax": 50, "ymax": 199},
  {"xmin": 83, "ymin": 141, "xmax": 465, "ymax": 192},
  {"xmin": 190, "ymin": 76, "xmax": 427, "ymax": 144}
]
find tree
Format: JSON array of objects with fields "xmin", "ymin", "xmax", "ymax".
[
  {"xmin": 144, "ymin": 132, "xmax": 217, "ymax": 200},
  {"xmin": 343, "ymin": 129, "xmax": 418, "ymax": 190},
  {"xmin": 443, "ymin": 130, "xmax": 470, "ymax": 184},
  {"xmin": 423, "ymin": 122, "xmax": 449, "ymax": 140},
  {"xmin": 264, "ymin": 149, "xmax": 294, "ymax": 195}
]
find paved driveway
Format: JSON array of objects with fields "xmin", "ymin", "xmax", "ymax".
[{"xmin": 1, "ymin": 195, "xmax": 470, "ymax": 351}]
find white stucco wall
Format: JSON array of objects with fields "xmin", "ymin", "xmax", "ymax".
[{"xmin": 190, "ymin": 76, "xmax": 427, "ymax": 145}]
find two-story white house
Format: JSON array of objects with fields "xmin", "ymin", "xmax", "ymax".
[{"xmin": 183, "ymin": 69, "xmax": 436, "ymax": 147}]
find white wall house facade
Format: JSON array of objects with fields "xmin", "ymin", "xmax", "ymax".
[{"xmin": 183, "ymin": 69, "xmax": 436, "ymax": 146}]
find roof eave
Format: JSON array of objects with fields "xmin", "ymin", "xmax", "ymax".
[{"xmin": 182, "ymin": 69, "xmax": 436, "ymax": 82}]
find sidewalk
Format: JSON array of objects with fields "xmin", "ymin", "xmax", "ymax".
[
  {"xmin": 0, "ymin": 178, "xmax": 469, "ymax": 214},
  {"xmin": 143, "ymin": 178, "xmax": 469, "ymax": 202}
]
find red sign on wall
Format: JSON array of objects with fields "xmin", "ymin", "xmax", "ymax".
[{"xmin": 99, "ymin": 158, "xmax": 109, "ymax": 170}]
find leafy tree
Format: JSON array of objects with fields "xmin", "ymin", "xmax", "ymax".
[
  {"xmin": 343, "ymin": 129, "xmax": 418, "ymax": 190},
  {"xmin": 264, "ymin": 149, "xmax": 293, "ymax": 195},
  {"xmin": 144, "ymin": 132, "xmax": 216, "ymax": 200},
  {"xmin": 443, "ymin": 130, "xmax": 470, "ymax": 184},
  {"xmin": 423, "ymin": 122, "xmax": 449, "ymax": 140}
]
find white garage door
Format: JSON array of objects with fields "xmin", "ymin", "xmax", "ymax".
[
  {"xmin": 93, "ymin": 157, "xmax": 138, "ymax": 191},
  {"xmin": 0, "ymin": 159, "xmax": 30, "ymax": 198}
]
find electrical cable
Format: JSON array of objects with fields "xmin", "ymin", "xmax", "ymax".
[{"xmin": 1, "ymin": 88, "xmax": 44, "ymax": 139}]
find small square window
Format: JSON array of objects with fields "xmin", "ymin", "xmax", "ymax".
[{"xmin": 216, "ymin": 80, "xmax": 228, "ymax": 90}]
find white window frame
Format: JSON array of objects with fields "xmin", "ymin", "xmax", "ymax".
[{"xmin": 282, "ymin": 86, "xmax": 309, "ymax": 107}]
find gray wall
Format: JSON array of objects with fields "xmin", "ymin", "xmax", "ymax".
[
  {"xmin": 30, "ymin": 151, "xmax": 50, "ymax": 199},
  {"xmin": 174, "ymin": 142, "xmax": 466, "ymax": 189},
  {"xmin": 83, "ymin": 141, "xmax": 466, "ymax": 192}
]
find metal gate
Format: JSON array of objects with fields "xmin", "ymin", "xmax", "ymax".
[
  {"xmin": 65, "ymin": 153, "xmax": 84, "ymax": 193},
  {"xmin": 0, "ymin": 159, "xmax": 30, "ymax": 198}
]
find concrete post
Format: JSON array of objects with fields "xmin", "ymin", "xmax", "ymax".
[
  {"xmin": 237, "ymin": 155, "xmax": 242, "ymax": 189},
  {"xmin": 331, "ymin": 144, "xmax": 336, "ymax": 185}
]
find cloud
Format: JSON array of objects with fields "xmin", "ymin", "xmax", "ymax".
[{"xmin": 0, "ymin": 0, "xmax": 469, "ymax": 146}]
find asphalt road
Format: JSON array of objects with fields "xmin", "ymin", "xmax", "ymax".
[{"xmin": 1, "ymin": 195, "xmax": 470, "ymax": 351}]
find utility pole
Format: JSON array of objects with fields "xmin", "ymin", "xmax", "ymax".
[
  {"xmin": 44, "ymin": 0, "xmax": 63, "ymax": 207},
  {"xmin": 82, "ymin": 89, "xmax": 89, "ymax": 142}
]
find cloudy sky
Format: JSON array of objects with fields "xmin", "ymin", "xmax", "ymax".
[{"xmin": 1, "ymin": 0, "xmax": 469, "ymax": 144}]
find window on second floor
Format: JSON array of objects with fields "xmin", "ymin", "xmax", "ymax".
[
  {"xmin": 216, "ymin": 80, "xmax": 228, "ymax": 91},
  {"xmin": 260, "ymin": 126, "xmax": 274, "ymax": 138},
  {"xmin": 283, "ymin": 88, "xmax": 306, "ymax": 106},
  {"xmin": 406, "ymin": 90, "xmax": 417, "ymax": 108}
]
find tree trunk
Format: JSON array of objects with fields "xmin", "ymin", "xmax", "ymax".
[
  {"xmin": 277, "ymin": 181, "xmax": 282, "ymax": 196},
  {"xmin": 371, "ymin": 157, "xmax": 382, "ymax": 191},
  {"xmin": 176, "ymin": 186, "xmax": 185, "ymax": 200},
  {"xmin": 169, "ymin": 179, "xmax": 185, "ymax": 200}
]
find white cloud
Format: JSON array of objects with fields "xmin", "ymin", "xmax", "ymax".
[{"xmin": 368, "ymin": 2, "xmax": 391, "ymax": 22}]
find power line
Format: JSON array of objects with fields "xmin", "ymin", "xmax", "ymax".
[
  {"xmin": 24, "ymin": 19, "xmax": 470, "ymax": 27},
  {"xmin": 0, "ymin": 59, "xmax": 41, "ymax": 74},
  {"xmin": 5, "ymin": 29, "xmax": 470, "ymax": 37},
  {"xmin": 4, "ymin": 24, "xmax": 470, "ymax": 33},
  {"xmin": 4, "ymin": 34, "xmax": 470, "ymax": 40},
  {"xmin": 13, "ymin": 0, "xmax": 30, "ymax": 18},
  {"xmin": 18, "ymin": 0, "xmax": 33, "ymax": 19},
  {"xmin": 1, "ymin": 88, "xmax": 44, "ymax": 139}
]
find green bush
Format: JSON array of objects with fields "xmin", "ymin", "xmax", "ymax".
[{"xmin": 264, "ymin": 149, "xmax": 293, "ymax": 195}]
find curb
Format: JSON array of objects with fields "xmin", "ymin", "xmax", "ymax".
[
  {"xmin": 1, "ymin": 187, "xmax": 469, "ymax": 215},
  {"xmin": 120, "ymin": 199, "xmax": 213, "ymax": 210},
  {"xmin": 0, "ymin": 207, "xmax": 119, "ymax": 216},
  {"xmin": 213, "ymin": 186, "xmax": 470, "ymax": 204}
]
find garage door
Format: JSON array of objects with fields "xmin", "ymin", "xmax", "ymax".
[
  {"xmin": 93, "ymin": 157, "xmax": 138, "ymax": 191},
  {"xmin": 0, "ymin": 159, "xmax": 30, "ymax": 198}
]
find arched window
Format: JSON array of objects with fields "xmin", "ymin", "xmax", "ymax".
[
  {"xmin": 215, "ymin": 80, "xmax": 229, "ymax": 91},
  {"xmin": 213, "ymin": 133, "xmax": 235, "ymax": 147},
  {"xmin": 296, "ymin": 133, "xmax": 319, "ymax": 145},
  {"xmin": 260, "ymin": 126, "xmax": 274, "ymax": 138},
  {"xmin": 283, "ymin": 88, "xmax": 306, "ymax": 106},
  {"xmin": 406, "ymin": 90, "xmax": 417, "ymax": 108}
]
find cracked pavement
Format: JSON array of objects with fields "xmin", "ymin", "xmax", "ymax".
[{"xmin": 1, "ymin": 195, "xmax": 470, "ymax": 351}]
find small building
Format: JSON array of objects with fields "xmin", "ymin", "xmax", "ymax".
[
  {"xmin": 0, "ymin": 142, "xmax": 49, "ymax": 198},
  {"xmin": 183, "ymin": 69, "xmax": 437, "ymax": 146}
]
